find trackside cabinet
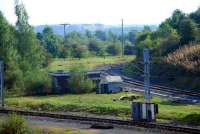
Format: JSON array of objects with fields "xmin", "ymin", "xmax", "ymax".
[{"xmin": 131, "ymin": 102, "xmax": 158, "ymax": 122}]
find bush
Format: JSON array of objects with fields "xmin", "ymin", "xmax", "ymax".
[
  {"xmin": 0, "ymin": 114, "xmax": 33, "ymax": 134},
  {"xmin": 68, "ymin": 65, "xmax": 95, "ymax": 94},
  {"xmin": 106, "ymin": 43, "xmax": 122, "ymax": 56},
  {"xmin": 24, "ymin": 69, "xmax": 52, "ymax": 95}
]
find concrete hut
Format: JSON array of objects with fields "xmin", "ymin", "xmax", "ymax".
[{"xmin": 98, "ymin": 75, "xmax": 123, "ymax": 94}]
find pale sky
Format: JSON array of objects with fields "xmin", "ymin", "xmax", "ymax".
[{"xmin": 0, "ymin": 0, "xmax": 200, "ymax": 26}]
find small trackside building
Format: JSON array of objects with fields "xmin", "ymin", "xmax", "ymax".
[{"xmin": 97, "ymin": 75, "xmax": 123, "ymax": 94}]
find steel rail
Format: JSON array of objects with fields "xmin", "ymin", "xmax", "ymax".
[
  {"xmin": 123, "ymin": 78, "xmax": 200, "ymax": 97},
  {"xmin": 0, "ymin": 108, "xmax": 199, "ymax": 134}
]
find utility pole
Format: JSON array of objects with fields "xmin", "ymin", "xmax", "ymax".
[
  {"xmin": 143, "ymin": 48, "xmax": 150, "ymax": 103},
  {"xmin": 121, "ymin": 19, "xmax": 124, "ymax": 56},
  {"xmin": 60, "ymin": 23, "xmax": 70, "ymax": 41},
  {"xmin": 0, "ymin": 61, "xmax": 4, "ymax": 107}
]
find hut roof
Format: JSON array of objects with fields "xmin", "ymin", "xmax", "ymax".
[{"xmin": 101, "ymin": 75, "xmax": 123, "ymax": 83}]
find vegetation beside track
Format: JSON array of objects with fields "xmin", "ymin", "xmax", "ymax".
[
  {"xmin": 0, "ymin": 114, "xmax": 96, "ymax": 134},
  {"xmin": 48, "ymin": 56, "xmax": 135, "ymax": 72},
  {"xmin": 5, "ymin": 93, "xmax": 200, "ymax": 125}
]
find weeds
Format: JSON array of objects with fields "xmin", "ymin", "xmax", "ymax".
[{"xmin": 0, "ymin": 114, "xmax": 33, "ymax": 134}]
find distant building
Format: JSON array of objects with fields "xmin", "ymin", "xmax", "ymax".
[{"xmin": 98, "ymin": 75, "xmax": 123, "ymax": 94}]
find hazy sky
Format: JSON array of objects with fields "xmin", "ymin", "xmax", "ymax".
[{"xmin": 0, "ymin": 0, "xmax": 200, "ymax": 26}]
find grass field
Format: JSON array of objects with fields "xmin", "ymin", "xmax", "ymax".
[
  {"xmin": 6, "ymin": 93, "xmax": 200, "ymax": 124},
  {"xmin": 48, "ymin": 56, "xmax": 135, "ymax": 71}
]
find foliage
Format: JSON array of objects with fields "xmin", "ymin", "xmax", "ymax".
[
  {"xmin": 124, "ymin": 44, "xmax": 136, "ymax": 55},
  {"xmin": 36, "ymin": 26, "xmax": 136, "ymax": 58},
  {"xmin": 88, "ymin": 38, "xmax": 102, "ymax": 55},
  {"xmin": 39, "ymin": 26, "xmax": 63, "ymax": 57},
  {"xmin": 179, "ymin": 18, "xmax": 197, "ymax": 44},
  {"xmin": 135, "ymin": 8, "xmax": 200, "ymax": 57},
  {"xmin": 106, "ymin": 42, "xmax": 122, "ymax": 56},
  {"xmin": 24, "ymin": 70, "xmax": 52, "ymax": 95},
  {"xmin": 0, "ymin": 1, "xmax": 51, "ymax": 95},
  {"xmin": 95, "ymin": 30, "xmax": 107, "ymax": 40},
  {"xmin": 0, "ymin": 114, "xmax": 33, "ymax": 134},
  {"xmin": 68, "ymin": 65, "xmax": 95, "ymax": 94},
  {"xmin": 71, "ymin": 44, "xmax": 89, "ymax": 58}
]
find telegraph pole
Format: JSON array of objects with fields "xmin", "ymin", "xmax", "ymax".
[
  {"xmin": 60, "ymin": 23, "xmax": 70, "ymax": 41},
  {"xmin": 121, "ymin": 19, "xmax": 124, "ymax": 56},
  {"xmin": 143, "ymin": 48, "xmax": 150, "ymax": 103},
  {"xmin": 0, "ymin": 61, "xmax": 4, "ymax": 107}
]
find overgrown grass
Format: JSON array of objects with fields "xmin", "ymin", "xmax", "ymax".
[
  {"xmin": 0, "ymin": 114, "xmax": 97, "ymax": 134},
  {"xmin": 48, "ymin": 56, "xmax": 135, "ymax": 71},
  {"xmin": 6, "ymin": 93, "xmax": 200, "ymax": 124},
  {"xmin": 0, "ymin": 114, "xmax": 33, "ymax": 134},
  {"xmin": 165, "ymin": 44, "xmax": 200, "ymax": 74}
]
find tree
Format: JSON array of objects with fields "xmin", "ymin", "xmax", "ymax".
[
  {"xmin": 42, "ymin": 26, "xmax": 62, "ymax": 57},
  {"xmin": 68, "ymin": 65, "xmax": 94, "ymax": 94},
  {"xmin": 107, "ymin": 31, "xmax": 118, "ymax": 41},
  {"xmin": 95, "ymin": 30, "xmax": 106, "ymax": 41},
  {"xmin": 124, "ymin": 45, "xmax": 134, "ymax": 55},
  {"xmin": 88, "ymin": 39, "xmax": 101, "ymax": 54},
  {"xmin": 13, "ymin": 0, "xmax": 51, "ymax": 94},
  {"xmin": 179, "ymin": 18, "xmax": 197, "ymax": 45},
  {"xmin": 15, "ymin": 0, "xmax": 45, "ymax": 70},
  {"xmin": 0, "ymin": 11, "xmax": 24, "ymax": 92},
  {"xmin": 128, "ymin": 30, "xmax": 136, "ymax": 44},
  {"xmin": 190, "ymin": 8, "xmax": 200, "ymax": 24},
  {"xmin": 85, "ymin": 30, "xmax": 92, "ymax": 38},
  {"xmin": 72, "ymin": 44, "xmax": 89, "ymax": 58},
  {"xmin": 106, "ymin": 41, "xmax": 122, "ymax": 56},
  {"xmin": 143, "ymin": 25, "xmax": 151, "ymax": 33},
  {"xmin": 170, "ymin": 9, "xmax": 186, "ymax": 30}
]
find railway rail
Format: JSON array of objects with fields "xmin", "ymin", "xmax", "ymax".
[
  {"xmin": 105, "ymin": 64, "xmax": 200, "ymax": 98},
  {"xmin": 0, "ymin": 108, "xmax": 199, "ymax": 134},
  {"xmin": 102, "ymin": 71, "xmax": 200, "ymax": 98},
  {"xmin": 123, "ymin": 77, "xmax": 200, "ymax": 98}
]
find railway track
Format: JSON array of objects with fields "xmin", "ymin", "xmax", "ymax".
[
  {"xmin": 123, "ymin": 78, "xmax": 200, "ymax": 98},
  {"xmin": 0, "ymin": 108, "xmax": 199, "ymax": 134},
  {"xmin": 102, "ymin": 71, "xmax": 200, "ymax": 97},
  {"xmin": 104, "ymin": 65, "xmax": 200, "ymax": 97}
]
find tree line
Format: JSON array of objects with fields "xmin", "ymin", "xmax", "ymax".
[
  {"xmin": 126, "ymin": 8, "xmax": 200, "ymax": 90},
  {"xmin": 0, "ymin": 1, "xmax": 50, "ymax": 95},
  {"xmin": 135, "ymin": 8, "xmax": 200, "ymax": 57},
  {"xmin": 36, "ymin": 27, "xmax": 137, "ymax": 59}
]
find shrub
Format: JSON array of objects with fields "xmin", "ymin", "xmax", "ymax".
[
  {"xmin": 106, "ymin": 43, "xmax": 122, "ymax": 56},
  {"xmin": 68, "ymin": 65, "xmax": 95, "ymax": 94},
  {"xmin": 24, "ymin": 69, "xmax": 52, "ymax": 95},
  {"xmin": 0, "ymin": 114, "xmax": 33, "ymax": 134}
]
